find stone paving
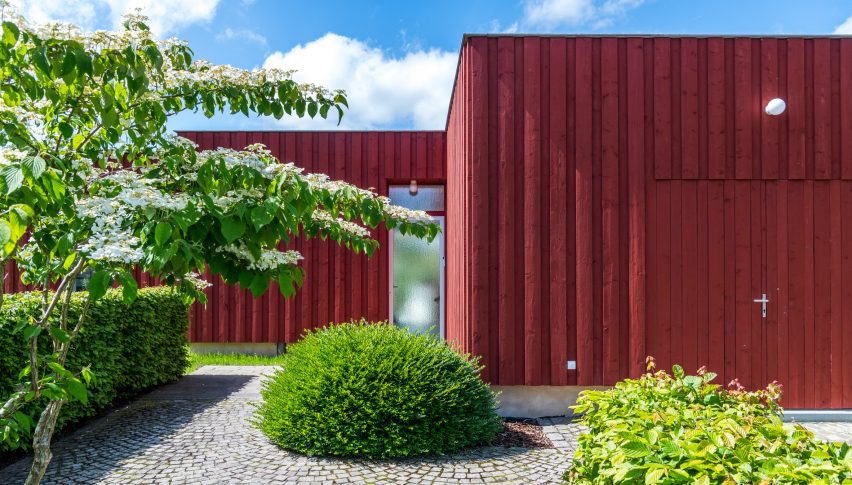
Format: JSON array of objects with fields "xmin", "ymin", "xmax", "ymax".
[
  {"xmin": 4, "ymin": 366, "xmax": 852, "ymax": 484},
  {"xmin": 0, "ymin": 366, "xmax": 582, "ymax": 484}
]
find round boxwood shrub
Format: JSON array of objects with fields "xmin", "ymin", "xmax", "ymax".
[{"xmin": 253, "ymin": 320, "xmax": 501, "ymax": 459}]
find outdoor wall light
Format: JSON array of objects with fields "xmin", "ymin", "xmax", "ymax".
[
  {"xmin": 765, "ymin": 98, "xmax": 787, "ymax": 116},
  {"xmin": 409, "ymin": 179, "xmax": 418, "ymax": 196}
]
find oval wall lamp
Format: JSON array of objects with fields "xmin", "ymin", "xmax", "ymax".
[
  {"xmin": 765, "ymin": 98, "xmax": 787, "ymax": 116},
  {"xmin": 409, "ymin": 179, "xmax": 418, "ymax": 196}
]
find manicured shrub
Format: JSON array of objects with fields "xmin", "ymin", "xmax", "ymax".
[
  {"xmin": 253, "ymin": 321, "xmax": 501, "ymax": 459},
  {"xmin": 0, "ymin": 287, "xmax": 189, "ymax": 451},
  {"xmin": 566, "ymin": 358, "xmax": 852, "ymax": 484}
]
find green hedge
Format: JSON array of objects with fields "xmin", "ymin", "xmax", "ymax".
[
  {"xmin": 253, "ymin": 321, "xmax": 501, "ymax": 459},
  {"xmin": 567, "ymin": 360, "xmax": 852, "ymax": 483},
  {"xmin": 0, "ymin": 286, "xmax": 189, "ymax": 451}
]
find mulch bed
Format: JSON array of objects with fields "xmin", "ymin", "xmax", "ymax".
[{"xmin": 490, "ymin": 419, "xmax": 554, "ymax": 448}]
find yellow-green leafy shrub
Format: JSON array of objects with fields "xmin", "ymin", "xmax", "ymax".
[
  {"xmin": 0, "ymin": 287, "xmax": 189, "ymax": 451},
  {"xmin": 567, "ymin": 358, "xmax": 852, "ymax": 484},
  {"xmin": 253, "ymin": 321, "xmax": 501, "ymax": 459}
]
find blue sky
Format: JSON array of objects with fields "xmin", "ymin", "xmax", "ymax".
[{"xmin": 12, "ymin": 0, "xmax": 852, "ymax": 130}]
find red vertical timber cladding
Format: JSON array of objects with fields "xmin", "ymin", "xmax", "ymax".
[
  {"xmin": 175, "ymin": 37, "xmax": 852, "ymax": 406},
  {"xmin": 601, "ymin": 38, "xmax": 620, "ymax": 385},
  {"xmin": 626, "ymin": 38, "xmax": 646, "ymax": 377},
  {"xmin": 180, "ymin": 131, "xmax": 446, "ymax": 344},
  {"xmin": 575, "ymin": 38, "xmax": 595, "ymax": 385},
  {"xmin": 522, "ymin": 37, "xmax": 543, "ymax": 384},
  {"xmin": 496, "ymin": 37, "xmax": 519, "ymax": 384},
  {"xmin": 548, "ymin": 37, "xmax": 569, "ymax": 386}
]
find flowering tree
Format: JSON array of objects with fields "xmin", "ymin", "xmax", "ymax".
[{"xmin": 0, "ymin": 5, "xmax": 438, "ymax": 483}]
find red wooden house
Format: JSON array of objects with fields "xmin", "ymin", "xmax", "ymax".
[{"xmin": 179, "ymin": 34, "xmax": 852, "ymax": 415}]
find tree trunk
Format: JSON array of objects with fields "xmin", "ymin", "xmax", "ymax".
[{"xmin": 24, "ymin": 399, "xmax": 66, "ymax": 485}]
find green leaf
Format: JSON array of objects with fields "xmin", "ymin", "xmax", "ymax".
[
  {"xmin": 672, "ymin": 364, "xmax": 684, "ymax": 379},
  {"xmin": 644, "ymin": 467, "xmax": 667, "ymax": 484},
  {"xmin": 2, "ymin": 21, "xmax": 19, "ymax": 46},
  {"xmin": 23, "ymin": 155, "xmax": 46, "ymax": 179},
  {"xmin": 87, "ymin": 269, "xmax": 112, "ymax": 301},
  {"xmin": 66, "ymin": 378, "xmax": 88, "ymax": 404},
  {"xmin": 22, "ymin": 325, "xmax": 41, "ymax": 341},
  {"xmin": 32, "ymin": 47, "xmax": 50, "ymax": 75},
  {"xmin": 622, "ymin": 440, "xmax": 652, "ymax": 458},
  {"xmin": 120, "ymin": 271, "xmax": 138, "ymax": 305},
  {"xmin": 2, "ymin": 166, "xmax": 23, "ymax": 194},
  {"xmin": 81, "ymin": 367, "xmax": 94, "ymax": 385},
  {"xmin": 12, "ymin": 412, "xmax": 31, "ymax": 435},
  {"xmin": 155, "ymin": 221, "xmax": 173, "ymax": 246},
  {"xmin": 250, "ymin": 206, "xmax": 274, "ymax": 230},
  {"xmin": 49, "ymin": 326, "xmax": 70, "ymax": 343},
  {"xmin": 221, "ymin": 216, "xmax": 246, "ymax": 243}
]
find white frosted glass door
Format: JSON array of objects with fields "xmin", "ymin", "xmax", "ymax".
[
  {"xmin": 392, "ymin": 216, "xmax": 444, "ymax": 338},
  {"xmin": 388, "ymin": 184, "xmax": 445, "ymax": 338}
]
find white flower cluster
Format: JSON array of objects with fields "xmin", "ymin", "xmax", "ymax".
[
  {"xmin": 380, "ymin": 197, "xmax": 434, "ymax": 225},
  {"xmin": 311, "ymin": 209, "xmax": 370, "ymax": 239},
  {"xmin": 304, "ymin": 173, "xmax": 375, "ymax": 198},
  {"xmin": 0, "ymin": 146, "xmax": 28, "ymax": 166},
  {"xmin": 76, "ymin": 170, "xmax": 190, "ymax": 264},
  {"xmin": 210, "ymin": 189, "xmax": 265, "ymax": 209},
  {"xmin": 183, "ymin": 272, "xmax": 212, "ymax": 291},
  {"xmin": 216, "ymin": 242, "xmax": 302, "ymax": 271}
]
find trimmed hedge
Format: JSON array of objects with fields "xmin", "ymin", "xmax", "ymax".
[
  {"xmin": 253, "ymin": 321, "xmax": 501, "ymax": 459},
  {"xmin": 0, "ymin": 287, "xmax": 189, "ymax": 451}
]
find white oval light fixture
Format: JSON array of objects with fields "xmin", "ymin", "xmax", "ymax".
[
  {"xmin": 408, "ymin": 179, "xmax": 418, "ymax": 196},
  {"xmin": 765, "ymin": 98, "xmax": 786, "ymax": 116}
]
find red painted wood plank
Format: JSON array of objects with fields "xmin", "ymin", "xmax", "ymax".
[
  {"xmin": 723, "ymin": 181, "xmax": 737, "ymax": 385},
  {"xmin": 575, "ymin": 37, "xmax": 595, "ymax": 385},
  {"xmin": 601, "ymin": 37, "xmax": 620, "ymax": 384},
  {"xmin": 682, "ymin": 182, "xmax": 698, "ymax": 373},
  {"xmin": 680, "ymin": 38, "xmax": 699, "ymax": 179},
  {"xmin": 707, "ymin": 39, "xmax": 727, "ymax": 179},
  {"xmin": 764, "ymin": 182, "xmax": 778, "ymax": 386},
  {"xmin": 708, "ymin": 181, "xmax": 726, "ymax": 375},
  {"xmin": 733, "ymin": 39, "xmax": 753, "ymax": 180},
  {"xmin": 813, "ymin": 40, "xmax": 832, "ymax": 179},
  {"xmin": 749, "ymin": 181, "xmax": 762, "ymax": 388},
  {"xmin": 842, "ymin": 43, "xmax": 852, "ymax": 179},
  {"xmin": 734, "ymin": 182, "xmax": 752, "ymax": 387},
  {"xmin": 669, "ymin": 181, "xmax": 683, "ymax": 369},
  {"xmin": 656, "ymin": 182, "xmax": 672, "ymax": 370},
  {"xmin": 626, "ymin": 37, "xmax": 646, "ymax": 377},
  {"xmin": 830, "ymin": 182, "xmax": 843, "ymax": 407},
  {"xmin": 366, "ymin": 132, "xmax": 380, "ymax": 322},
  {"xmin": 813, "ymin": 181, "xmax": 831, "ymax": 406},
  {"xmin": 496, "ymin": 36, "xmax": 518, "ymax": 385},
  {"xmin": 522, "ymin": 37, "xmax": 542, "ymax": 385},
  {"xmin": 786, "ymin": 182, "xmax": 805, "ymax": 405},
  {"xmin": 787, "ymin": 40, "xmax": 807, "ymax": 179},
  {"xmin": 654, "ymin": 39, "xmax": 672, "ymax": 179},
  {"xmin": 549, "ymin": 36, "xmax": 569, "ymax": 386},
  {"xmin": 761, "ymin": 39, "xmax": 780, "ymax": 179},
  {"xmin": 803, "ymin": 181, "xmax": 815, "ymax": 407},
  {"xmin": 775, "ymin": 182, "xmax": 790, "ymax": 403}
]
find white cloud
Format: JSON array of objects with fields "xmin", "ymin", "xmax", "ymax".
[
  {"xmin": 262, "ymin": 33, "xmax": 456, "ymax": 130},
  {"xmin": 217, "ymin": 27, "xmax": 267, "ymax": 47},
  {"xmin": 834, "ymin": 16, "xmax": 852, "ymax": 35},
  {"xmin": 522, "ymin": 0, "xmax": 644, "ymax": 29},
  {"xmin": 7, "ymin": 0, "xmax": 220, "ymax": 35}
]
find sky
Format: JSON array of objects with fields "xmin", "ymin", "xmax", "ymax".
[{"xmin": 8, "ymin": 0, "xmax": 852, "ymax": 131}]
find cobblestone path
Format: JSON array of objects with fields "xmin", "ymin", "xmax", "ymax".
[
  {"xmin": 4, "ymin": 366, "xmax": 852, "ymax": 484},
  {"xmin": 0, "ymin": 366, "xmax": 582, "ymax": 484}
]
